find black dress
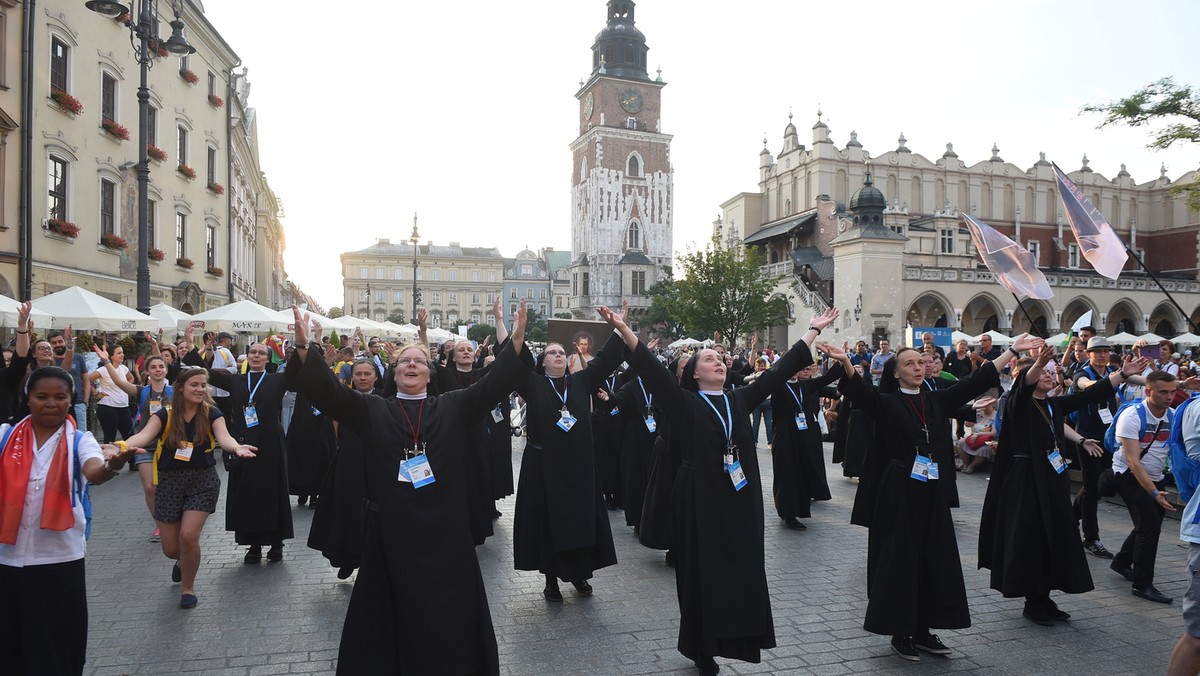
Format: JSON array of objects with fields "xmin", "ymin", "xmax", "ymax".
[
  {"xmin": 631, "ymin": 339, "xmax": 816, "ymax": 664},
  {"xmin": 434, "ymin": 363, "xmax": 499, "ymax": 545},
  {"xmin": 840, "ymin": 362, "xmax": 999, "ymax": 637},
  {"xmin": 190, "ymin": 354, "xmax": 294, "ymax": 547},
  {"xmin": 978, "ymin": 373, "xmax": 1111, "ymax": 598},
  {"xmin": 591, "ymin": 372, "xmax": 625, "ymax": 506},
  {"xmin": 285, "ymin": 341, "xmax": 530, "ymax": 676},
  {"xmin": 285, "ymin": 392, "xmax": 336, "ymax": 498},
  {"xmin": 511, "ymin": 333, "xmax": 623, "ymax": 583},
  {"xmin": 768, "ymin": 364, "xmax": 842, "ymax": 520},
  {"xmin": 613, "ymin": 375, "xmax": 658, "ymax": 529}
]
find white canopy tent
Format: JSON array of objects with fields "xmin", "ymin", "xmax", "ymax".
[
  {"xmin": 976, "ymin": 330, "xmax": 1015, "ymax": 346},
  {"xmin": 1136, "ymin": 332, "xmax": 1166, "ymax": 344},
  {"xmin": 149, "ymin": 303, "xmax": 191, "ymax": 334},
  {"xmin": 668, "ymin": 337, "xmax": 704, "ymax": 349},
  {"xmin": 1172, "ymin": 332, "xmax": 1200, "ymax": 346},
  {"xmin": 426, "ymin": 327, "xmax": 456, "ymax": 343},
  {"xmin": 1106, "ymin": 332, "xmax": 1140, "ymax": 345},
  {"xmin": 271, "ymin": 308, "xmax": 338, "ymax": 334},
  {"xmin": 181, "ymin": 300, "xmax": 288, "ymax": 334},
  {"xmin": 0, "ymin": 294, "xmax": 53, "ymax": 327},
  {"xmin": 382, "ymin": 322, "xmax": 420, "ymax": 341},
  {"xmin": 31, "ymin": 286, "xmax": 159, "ymax": 332},
  {"xmin": 950, "ymin": 330, "xmax": 975, "ymax": 345},
  {"xmin": 1044, "ymin": 333, "xmax": 1069, "ymax": 347}
]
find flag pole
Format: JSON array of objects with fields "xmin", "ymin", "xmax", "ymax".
[
  {"xmin": 1011, "ymin": 292, "xmax": 1046, "ymax": 339},
  {"xmin": 1125, "ymin": 247, "xmax": 1200, "ymax": 334}
]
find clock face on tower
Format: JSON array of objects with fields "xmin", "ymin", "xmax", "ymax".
[
  {"xmin": 619, "ymin": 87, "xmax": 644, "ymax": 114},
  {"xmin": 584, "ymin": 92, "xmax": 594, "ymax": 119}
]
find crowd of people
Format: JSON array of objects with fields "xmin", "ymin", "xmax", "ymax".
[{"xmin": 5, "ymin": 296, "xmax": 1200, "ymax": 675}]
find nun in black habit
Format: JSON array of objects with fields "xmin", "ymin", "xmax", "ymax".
[
  {"xmin": 284, "ymin": 390, "xmax": 336, "ymax": 506},
  {"xmin": 285, "ymin": 303, "xmax": 532, "ymax": 676},
  {"xmin": 632, "ymin": 309, "xmax": 839, "ymax": 675},
  {"xmin": 612, "ymin": 372, "xmax": 658, "ymax": 531},
  {"xmin": 823, "ymin": 336, "xmax": 1030, "ymax": 662},
  {"xmin": 979, "ymin": 348, "xmax": 1144, "ymax": 625},
  {"xmin": 591, "ymin": 367, "xmax": 626, "ymax": 510},
  {"xmin": 768, "ymin": 360, "xmax": 843, "ymax": 528},
  {"xmin": 636, "ymin": 354, "xmax": 686, "ymax": 558},
  {"xmin": 182, "ymin": 329, "xmax": 294, "ymax": 563}
]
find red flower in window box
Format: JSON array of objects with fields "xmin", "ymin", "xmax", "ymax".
[
  {"xmin": 176, "ymin": 257, "xmax": 195, "ymax": 269},
  {"xmin": 177, "ymin": 163, "xmax": 197, "ymax": 180},
  {"xmin": 50, "ymin": 88, "xmax": 84, "ymax": 115},
  {"xmin": 47, "ymin": 218, "xmax": 80, "ymax": 238},
  {"xmin": 99, "ymin": 233, "xmax": 128, "ymax": 250},
  {"xmin": 208, "ymin": 182, "xmax": 225, "ymax": 195},
  {"xmin": 147, "ymin": 144, "xmax": 167, "ymax": 162},
  {"xmin": 148, "ymin": 247, "xmax": 165, "ymax": 262},
  {"xmin": 208, "ymin": 95, "xmax": 224, "ymax": 108},
  {"xmin": 180, "ymin": 69, "xmax": 199, "ymax": 85},
  {"xmin": 206, "ymin": 265, "xmax": 224, "ymax": 277},
  {"xmin": 101, "ymin": 118, "xmax": 131, "ymax": 141}
]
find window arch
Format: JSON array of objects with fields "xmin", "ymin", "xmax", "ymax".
[
  {"xmin": 626, "ymin": 152, "xmax": 642, "ymax": 177},
  {"xmin": 627, "ymin": 220, "xmax": 641, "ymax": 251},
  {"xmin": 784, "ymin": 198, "xmax": 791, "ymax": 215}
]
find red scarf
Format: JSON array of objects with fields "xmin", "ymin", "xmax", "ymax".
[{"xmin": 0, "ymin": 417, "xmax": 75, "ymax": 545}]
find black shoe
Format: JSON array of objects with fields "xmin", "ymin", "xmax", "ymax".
[
  {"xmin": 572, "ymin": 580, "xmax": 593, "ymax": 596},
  {"xmin": 1023, "ymin": 604, "xmax": 1054, "ymax": 626},
  {"xmin": 1045, "ymin": 599, "xmax": 1071, "ymax": 622},
  {"xmin": 266, "ymin": 544, "xmax": 283, "ymax": 562},
  {"xmin": 297, "ymin": 495, "xmax": 308, "ymax": 506},
  {"xmin": 912, "ymin": 632, "xmax": 952, "ymax": 655},
  {"xmin": 179, "ymin": 593, "xmax": 198, "ymax": 609},
  {"xmin": 336, "ymin": 566, "xmax": 354, "ymax": 580},
  {"xmin": 1083, "ymin": 540, "xmax": 1114, "ymax": 559},
  {"xmin": 1133, "ymin": 585, "xmax": 1174, "ymax": 604},
  {"xmin": 890, "ymin": 635, "xmax": 920, "ymax": 661},
  {"xmin": 244, "ymin": 545, "xmax": 262, "ymax": 564},
  {"xmin": 694, "ymin": 656, "xmax": 719, "ymax": 675},
  {"xmin": 783, "ymin": 517, "xmax": 807, "ymax": 530},
  {"xmin": 1110, "ymin": 561, "xmax": 1135, "ymax": 582},
  {"xmin": 543, "ymin": 584, "xmax": 563, "ymax": 602},
  {"xmin": 171, "ymin": 562, "xmax": 181, "ymax": 583}
]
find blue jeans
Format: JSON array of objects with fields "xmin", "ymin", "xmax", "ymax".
[
  {"xmin": 73, "ymin": 403, "xmax": 88, "ymax": 432},
  {"xmin": 751, "ymin": 399, "xmax": 773, "ymax": 446}
]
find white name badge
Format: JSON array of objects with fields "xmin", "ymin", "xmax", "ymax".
[
  {"xmin": 728, "ymin": 460, "xmax": 748, "ymax": 491},
  {"xmin": 401, "ymin": 455, "xmax": 436, "ymax": 488},
  {"xmin": 644, "ymin": 415, "xmax": 657, "ymax": 433},
  {"xmin": 148, "ymin": 401, "xmax": 162, "ymax": 415},
  {"xmin": 491, "ymin": 406, "xmax": 505, "ymax": 423},
  {"xmin": 927, "ymin": 461, "xmax": 940, "ymax": 480},
  {"xmin": 312, "ymin": 406, "xmax": 321, "ymax": 416},
  {"xmin": 557, "ymin": 410, "xmax": 577, "ymax": 432},
  {"xmin": 174, "ymin": 442, "xmax": 194, "ymax": 462},
  {"xmin": 610, "ymin": 406, "xmax": 621, "ymax": 416},
  {"xmin": 244, "ymin": 404, "xmax": 259, "ymax": 428},
  {"xmin": 1048, "ymin": 448, "xmax": 1067, "ymax": 474},
  {"xmin": 795, "ymin": 414, "xmax": 808, "ymax": 431},
  {"xmin": 1098, "ymin": 408, "xmax": 1114, "ymax": 425},
  {"xmin": 910, "ymin": 455, "xmax": 931, "ymax": 482}
]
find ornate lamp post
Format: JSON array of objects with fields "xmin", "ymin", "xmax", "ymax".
[
  {"xmin": 410, "ymin": 213, "xmax": 421, "ymax": 324},
  {"xmin": 85, "ymin": 0, "xmax": 195, "ymax": 314}
]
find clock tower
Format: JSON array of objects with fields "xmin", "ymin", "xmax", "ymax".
[{"xmin": 569, "ymin": 0, "xmax": 673, "ymax": 319}]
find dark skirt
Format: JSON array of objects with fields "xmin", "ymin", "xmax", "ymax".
[
  {"xmin": 638, "ymin": 435, "xmax": 678, "ymax": 550},
  {"xmin": 308, "ymin": 440, "xmax": 367, "ymax": 570},
  {"xmin": 0, "ymin": 558, "xmax": 87, "ymax": 676}
]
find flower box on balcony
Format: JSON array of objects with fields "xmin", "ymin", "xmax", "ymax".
[
  {"xmin": 99, "ymin": 233, "xmax": 128, "ymax": 250},
  {"xmin": 149, "ymin": 247, "xmax": 165, "ymax": 262},
  {"xmin": 101, "ymin": 118, "xmax": 130, "ymax": 141},
  {"xmin": 177, "ymin": 163, "xmax": 196, "ymax": 180},
  {"xmin": 147, "ymin": 144, "xmax": 167, "ymax": 162},
  {"xmin": 47, "ymin": 218, "xmax": 80, "ymax": 238},
  {"xmin": 208, "ymin": 95, "xmax": 224, "ymax": 108},
  {"xmin": 50, "ymin": 88, "xmax": 83, "ymax": 115},
  {"xmin": 206, "ymin": 265, "xmax": 224, "ymax": 277},
  {"xmin": 208, "ymin": 182, "xmax": 225, "ymax": 195},
  {"xmin": 180, "ymin": 69, "xmax": 199, "ymax": 85},
  {"xmin": 176, "ymin": 257, "xmax": 195, "ymax": 270}
]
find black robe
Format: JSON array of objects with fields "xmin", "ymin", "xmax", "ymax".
[
  {"xmin": 591, "ymin": 373, "xmax": 625, "ymax": 505},
  {"xmin": 978, "ymin": 372, "xmax": 1111, "ymax": 598},
  {"xmin": 285, "ymin": 341, "xmax": 530, "ymax": 676},
  {"xmin": 839, "ymin": 362, "xmax": 999, "ymax": 637},
  {"xmin": 285, "ymin": 391, "xmax": 336, "ymax": 497},
  {"xmin": 511, "ymin": 333, "xmax": 623, "ymax": 582},
  {"xmin": 434, "ymin": 363, "xmax": 498, "ymax": 545},
  {"xmin": 190, "ymin": 354, "xmax": 294, "ymax": 546},
  {"xmin": 832, "ymin": 396, "xmax": 872, "ymax": 479},
  {"xmin": 637, "ymin": 408, "xmax": 679, "ymax": 551},
  {"xmin": 768, "ymin": 365, "xmax": 842, "ymax": 519},
  {"xmin": 613, "ymin": 375, "xmax": 658, "ymax": 529},
  {"xmin": 632, "ymin": 339, "xmax": 816, "ymax": 664}
]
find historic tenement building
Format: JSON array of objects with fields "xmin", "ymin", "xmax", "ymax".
[{"xmin": 720, "ymin": 112, "xmax": 1200, "ymax": 348}]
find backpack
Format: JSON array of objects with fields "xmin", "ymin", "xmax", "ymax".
[
  {"xmin": 1068, "ymin": 364, "xmax": 1112, "ymax": 425},
  {"xmin": 1168, "ymin": 394, "xmax": 1200, "ymax": 504},
  {"xmin": 1102, "ymin": 399, "xmax": 1173, "ymax": 456},
  {"xmin": 134, "ymin": 384, "xmax": 173, "ymax": 428},
  {"xmin": 0, "ymin": 424, "xmax": 92, "ymax": 540}
]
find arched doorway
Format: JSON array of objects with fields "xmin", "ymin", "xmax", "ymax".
[
  {"xmin": 1061, "ymin": 296, "xmax": 1099, "ymax": 334},
  {"xmin": 1011, "ymin": 299, "xmax": 1052, "ymax": 337},
  {"xmin": 1106, "ymin": 300, "xmax": 1142, "ymax": 336},
  {"xmin": 906, "ymin": 292, "xmax": 952, "ymax": 329},
  {"xmin": 1149, "ymin": 302, "xmax": 1183, "ymax": 339},
  {"xmin": 961, "ymin": 293, "xmax": 1004, "ymax": 335}
]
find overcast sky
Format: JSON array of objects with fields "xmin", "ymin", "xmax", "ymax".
[{"xmin": 200, "ymin": 0, "xmax": 1200, "ymax": 310}]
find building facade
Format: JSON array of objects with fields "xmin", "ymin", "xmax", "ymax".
[
  {"xmin": 502, "ymin": 249, "xmax": 550, "ymax": 322},
  {"xmin": 568, "ymin": 1, "xmax": 672, "ymax": 319},
  {"xmin": 341, "ymin": 239, "xmax": 503, "ymax": 329},
  {"xmin": 0, "ymin": 0, "xmax": 22, "ymax": 298},
  {"xmin": 721, "ymin": 112, "xmax": 1200, "ymax": 348},
  {"xmin": 541, "ymin": 247, "xmax": 572, "ymax": 317}
]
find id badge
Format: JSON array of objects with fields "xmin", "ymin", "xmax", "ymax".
[
  {"xmin": 491, "ymin": 406, "xmax": 505, "ymax": 423},
  {"xmin": 1098, "ymin": 407, "xmax": 1114, "ymax": 425},
  {"xmin": 312, "ymin": 406, "xmax": 321, "ymax": 416},
  {"xmin": 244, "ymin": 404, "xmax": 259, "ymax": 428},
  {"xmin": 557, "ymin": 410, "xmax": 577, "ymax": 432},
  {"xmin": 644, "ymin": 415, "xmax": 657, "ymax": 433},
  {"xmin": 1048, "ymin": 449, "xmax": 1067, "ymax": 474},
  {"xmin": 148, "ymin": 401, "xmax": 162, "ymax": 415},
  {"xmin": 610, "ymin": 406, "xmax": 620, "ymax": 416},
  {"xmin": 402, "ymin": 455, "xmax": 437, "ymax": 488},
  {"xmin": 795, "ymin": 413, "xmax": 808, "ymax": 431},
  {"xmin": 728, "ymin": 460, "xmax": 748, "ymax": 491},
  {"xmin": 723, "ymin": 452, "xmax": 734, "ymax": 472},
  {"xmin": 927, "ymin": 462, "xmax": 940, "ymax": 481},
  {"xmin": 174, "ymin": 442, "xmax": 194, "ymax": 462},
  {"xmin": 910, "ymin": 455, "xmax": 931, "ymax": 482}
]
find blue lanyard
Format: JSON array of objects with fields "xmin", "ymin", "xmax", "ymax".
[
  {"xmin": 699, "ymin": 393, "xmax": 733, "ymax": 447},
  {"xmin": 786, "ymin": 382, "xmax": 804, "ymax": 410},
  {"xmin": 637, "ymin": 378, "xmax": 652, "ymax": 410},
  {"xmin": 545, "ymin": 376, "xmax": 568, "ymax": 408},
  {"xmin": 606, "ymin": 376, "xmax": 617, "ymax": 392},
  {"xmin": 247, "ymin": 371, "xmax": 266, "ymax": 403}
]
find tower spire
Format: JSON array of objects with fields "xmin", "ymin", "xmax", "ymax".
[{"xmin": 589, "ymin": 1, "xmax": 650, "ymax": 81}]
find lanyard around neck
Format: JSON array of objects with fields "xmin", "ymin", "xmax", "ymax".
[
  {"xmin": 699, "ymin": 392, "xmax": 733, "ymax": 447},
  {"xmin": 247, "ymin": 371, "xmax": 266, "ymax": 402},
  {"xmin": 545, "ymin": 376, "xmax": 568, "ymax": 407},
  {"xmin": 637, "ymin": 377, "xmax": 652, "ymax": 410},
  {"xmin": 786, "ymin": 381, "xmax": 804, "ymax": 410}
]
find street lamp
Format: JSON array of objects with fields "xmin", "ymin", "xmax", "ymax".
[
  {"xmin": 363, "ymin": 281, "xmax": 371, "ymax": 318},
  {"xmin": 410, "ymin": 213, "xmax": 421, "ymax": 324},
  {"xmin": 85, "ymin": 0, "xmax": 195, "ymax": 315}
]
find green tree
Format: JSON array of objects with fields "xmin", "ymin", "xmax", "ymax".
[
  {"xmin": 525, "ymin": 307, "xmax": 548, "ymax": 343},
  {"xmin": 553, "ymin": 312, "xmax": 573, "ymax": 320},
  {"xmin": 668, "ymin": 238, "xmax": 791, "ymax": 345},
  {"xmin": 467, "ymin": 323, "xmax": 496, "ymax": 343},
  {"xmin": 1083, "ymin": 77, "xmax": 1200, "ymax": 210},
  {"xmin": 327, "ymin": 306, "xmax": 345, "ymax": 319},
  {"xmin": 643, "ymin": 267, "xmax": 692, "ymax": 340},
  {"xmin": 386, "ymin": 311, "xmax": 408, "ymax": 324}
]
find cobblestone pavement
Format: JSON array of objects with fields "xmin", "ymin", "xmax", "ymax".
[{"xmin": 82, "ymin": 436, "xmax": 1180, "ymax": 675}]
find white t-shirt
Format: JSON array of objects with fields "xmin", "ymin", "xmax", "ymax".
[
  {"xmin": 210, "ymin": 345, "xmax": 236, "ymax": 398},
  {"xmin": 93, "ymin": 363, "xmax": 131, "ymax": 408},
  {"xmin": 1113, "ymin": 403, "xmax": 1171, "ymax": 481},
  {"xmin": 0, "ymin": 425, "xmax": 103, "ymax": 567}
]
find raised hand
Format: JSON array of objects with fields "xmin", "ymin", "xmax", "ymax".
[
  {"xmin": 291, "ymin": 305, "xmax": 311, "ymax": 345},
  {"xmin": 418, "ymin": 308, "xmax": 428, "ymax": 333},
  {"xmin": 620, "ymin": 297, "xmax": 630, "ymax": 324},
  {"xmin": 809, "ymin": 307, "xmax": 840, "ymax": 331},
  {"xmin": 510, "ymin": 298, "xmax": 527, "ymax": 351},
  {"xmin": 647, "ymin": 337, "xmax": 659, "ymax": 351},
  {"xmin": 312, "ymin": 318, "xmax": 324, "ymax": 344},
  {"xmin": 92, "ymin": 343, "xmax": 111, "ymax": 362},
  {"xmin": 1121, "ymin": 355, "xmax": 1150, "ymax": 378},
  {"xmin": 1011, "ymin": 333, "xmax": 1042, "ymax": 353},
  {"xmin": 17, "ymin": 301, "xmax": 31, "ymax": 330},
  {"xmin": 492, "ymin": 294, "xmax": 503, "ymax": 319},
  {"xmin": 63, "ymin": 325, "xmax": 73, "ymax": 344}
]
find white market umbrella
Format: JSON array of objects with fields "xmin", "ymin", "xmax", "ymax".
[
  {"xmin": 427, "ymin": 327, "xmax": 456, "ymax": 343},
  {"xmin": 668, "ymin": 337, "xmax": 704, "ymax": 349},
  {"xmin": 182, "ymin": 300, "xmax": 288, "ymax": 334},
  {"xmin": 271, "ymin": 308, "xmax": 338, "ymax": 334},
  {"xmin": 976, "ymin": 330, "xmax": 1014, "ymax": 345},
  {"xmin": 149, "ymin": 303, "xmax": 191, "ymax": 334},
  {"xmin": 950, "ymin": 330, "xmax": 975, "ymax": 345},
  {"xmin": 0, "ymin": 293, "xmax": 53, "ymax": 327},
  {"xmin": 1106, "ymin": 332, "xmax": 1139, "ymax": 345},
  {"xmin": 1044, "ymin": 333, "xmax": 1069, "ymax": 346},
  {"xmin": 382, "ymin": 322, "xmax": 419, "ymax": 341},
  {"xmin": 1136, "ymin": 332, "xmax": 1166, "ymax": 344},
  {"xmin": 31, "ymin": 286, "xmax": 159, "ymax": 332},
  {"xmin": 1172, "ymin": 332, "xmax": 1200, "ymax": 345}
]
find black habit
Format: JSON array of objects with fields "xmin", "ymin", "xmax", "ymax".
[
  {"xmin": 768, "ymin": 364, "xmax": 842, "ymax": 520},
  {"xmin": 613, "ymin": 375, "xmax": 658, "ymax": 529},
  {"xmin": 285, "ymin": 391, "xmax": 336, "ymax": 498},
  {"xmin": 433, "ymin": 363, "xmax": 499, "ymax": 545}
]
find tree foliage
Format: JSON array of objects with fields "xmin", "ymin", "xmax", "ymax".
[
  {"xmin": 643, "ymin": 267, "xmax": 693, "ymax": 340},
  {"xmin": 525, "ymin": 307, "xmax": 548, "ymax": 343},
  {"xmin": 663, "ymin": 238, "xmax": 791, "ymax": 346},
  {"xmin": 467, "ymin": 323, "xmax": 496, "ymax": 343},
  {"xmin": 327, "ymin": 306, "xmax": 345, "ymax": 319},
  {"xmin": 386, "ymin": 311, "xmax": 408, "ymax": 324},
  {"xmin": 1083, "ymin": 77, "xmax": 1200, "ymax": 210}
]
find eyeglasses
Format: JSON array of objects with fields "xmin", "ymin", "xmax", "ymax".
[
  {"xmin": 248, "ymin": 350, "xmax": 270, "ymax": 357},
  {"xmin": 35, "ymin": 345, "xmax": 53, "ymax": 351},
  {"xmin": 396, "ymin": 357, "xmax": 427, "ymax": 366}
]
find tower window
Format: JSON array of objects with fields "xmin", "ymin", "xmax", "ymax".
[
  {"xmin": 627, "ymin": 153, "xmax": 642, "ymax": 177},
  {"xmin": 627, "ymin": 221, "xmax": 641, "ymax": 251},
  {"xmin": 626, "ymin": 117, "xmax": 637, "ymax": 130}
]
